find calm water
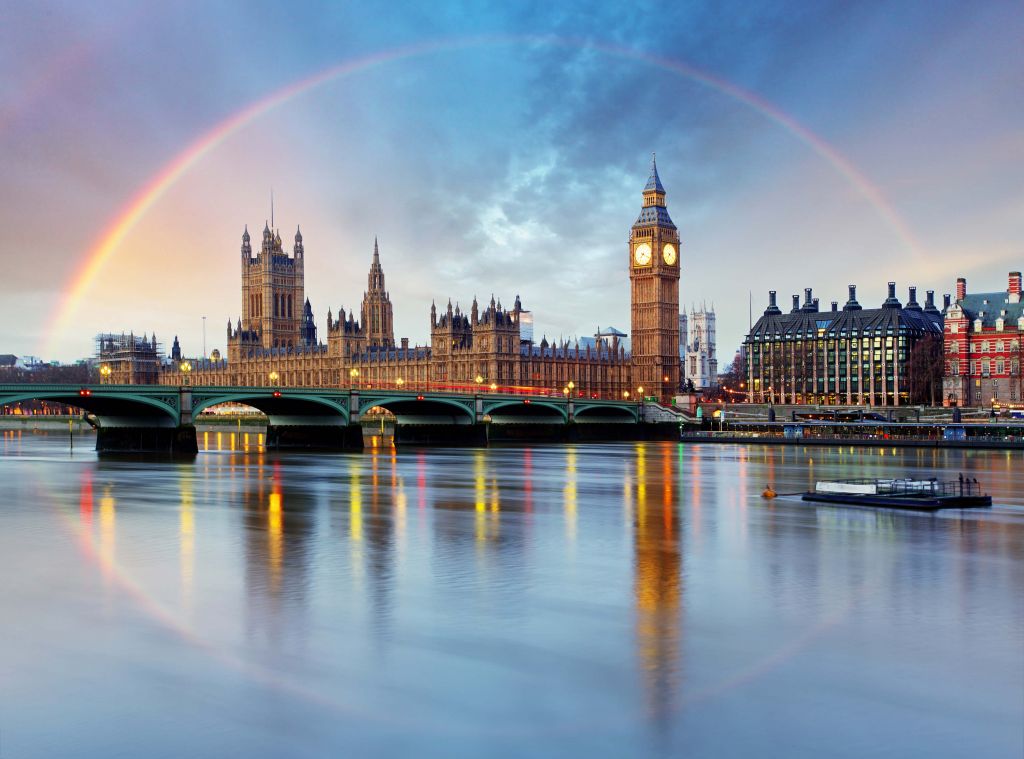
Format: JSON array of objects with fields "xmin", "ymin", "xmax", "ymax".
[{"xmin": 1, "ymin": 431, "xmax": 1021, "ymax": 758}]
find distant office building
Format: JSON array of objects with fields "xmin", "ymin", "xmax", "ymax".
[
  {"xmin": 744, "ymin": 283, "xmax": 943, "ymax": 406},
  {"xmin": 518, "ymin": 310, "xmax": 534, "ymax": 345},
  {"xmin": 681, "ymin": 306, "xmax": 717, "ymax": 389},
  {"xmin": 943, "ymin": 272, "xmax": 1023, "ymax": 405}
]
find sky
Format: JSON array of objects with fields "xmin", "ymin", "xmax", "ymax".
[{"xmin": 1, "ymin": 0, "xmax": 1021, "ymax": 364}]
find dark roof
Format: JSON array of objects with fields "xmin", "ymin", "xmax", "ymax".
[
  {"xmin": 747, "ymin": 305, "xmax": 942, "ymax": 341},
  {"xmin": 644, "ymin": 155, "xmax": 665, "ymax": 193},
  {"xmin": 634, "ymin": 206, "xmax": 676, "ymax": 227},
  {"xmin": 0, "ymin": 354, "xmax": 16, "ymax": 366},
  {"xmin": 953, "ymin": 292, "xmax": 1024, "ymax": 328}
]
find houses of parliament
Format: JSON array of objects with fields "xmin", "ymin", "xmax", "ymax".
[{"xmin": 136, "ymin": 158, "xmax": 682, "ymax": 401}]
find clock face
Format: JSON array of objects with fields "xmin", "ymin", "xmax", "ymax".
[
  {"xmin": 633, "ymin": 243, "xmax": 652, "ymax": 266},
  {"xmin": 663, "ymin": 243, "xmax": 677, "ymax": 265}
]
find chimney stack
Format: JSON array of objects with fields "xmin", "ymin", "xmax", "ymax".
[
  {"xmin": 812, "ymin": 297, "xmax": 819, "ymax": 312},
  {"xmin": 956, "ymin": 277, "xmax": 966, "ymax": 301},
  {"xmin": 792, "ymin": 294, "xmax": 800, "ymax": 312},
  {"xmin": 831, "ymin": 301, "xmax": 838, "ymax": 312},
  {"xmin": 765, "ymin": 290, "xmax": 781, "ymax": 315},
  {"xmin": 1009, "ymin": 271, "xmax": 1022, "ymax": 304},
  {"xmin": 883, "ymin": 281, "xmax": 901, "ymax": 308},
  {"xmin": 906, "ymin": 286, "xmax": 921, "ymax": 311},
  {"xmin": 943, "ymin": 293, "xmax": 951, "ymax": 310},
  {"xmin": 844, "ymin": 284, "xmax": 862, "ymax": 311},
  {"xmin": 804, "ymin": 287, "xmax": 813, "ymax": 308},
  {"xmin": 924, "ymin": 290, "xmax": 940, "ymax": 315}
]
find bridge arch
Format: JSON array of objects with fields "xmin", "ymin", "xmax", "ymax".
[
  {"xmin": 573, "ymin": 404, "xmax": 639, "ymax": 423},
  {"xmin": 192, "ymin": 392, "xmax": 349, "ymax": 423},
  {"xmin": 0, "ymin": 387, "xmax": 179, "ymax": 425},
  {"xmin": 359, "ymin": 395, "xmax": 475, "ymax": 425},
  {"xmin": 483, "ymin": 399, "xmax": 568, "ymax": 422}
]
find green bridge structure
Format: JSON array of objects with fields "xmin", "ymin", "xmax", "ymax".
[{"xmin": 0, "ymin": 384, "xmax": 678, "ymax": 453}]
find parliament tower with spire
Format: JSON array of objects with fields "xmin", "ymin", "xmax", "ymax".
[
  {"xmin": 629, "ymin": 155, "xmax": 681, "ymax": 399},
  {"xmin": 239, "ymin": 222, "xmax": 306, "ymax": 350}
]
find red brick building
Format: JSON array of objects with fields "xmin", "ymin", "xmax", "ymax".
[{"xmin": 942, "ymin": 272, "xmax": 1024, "ymax": 406}]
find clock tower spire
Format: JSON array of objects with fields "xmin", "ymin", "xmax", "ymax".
[{"xmin": 629, "ymin": 154, "xmax": 681, "ymax": 402}]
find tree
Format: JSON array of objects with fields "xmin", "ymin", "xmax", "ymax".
[{"xmin": 907, "ymin": 333, "xmax": 943, "ymax": 406}]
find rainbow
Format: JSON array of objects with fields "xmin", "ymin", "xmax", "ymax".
[{"xmin": 42, "ymin": 35, "xmax": 924, "ymax": 356}]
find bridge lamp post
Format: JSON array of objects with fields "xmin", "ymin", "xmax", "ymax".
[
  {"xmin": 268, "ymin": 371, "xmax": 279, "ymax": 387},
  {"xmin": 350, "ymin": 368, "xmax": 359, "ymax": 390},
  {"xmin": 99, "ymin": 364, "xmax": 112, "ymax": 384},
  {"xmin": 489, "ymin": 382, "xmax": 497, "ymax": 393},
  {"xmin": 568, "ymin": 380, "xmax": 575, "ymax": 397},
  {"xmin": 179, "ymin": 361, "xmax": 192, "ymax": 387},
  {"xmin": 396, "ymin": 377, "xmax": 405, "ymax": 389}
]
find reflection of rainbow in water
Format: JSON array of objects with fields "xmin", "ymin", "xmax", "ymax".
[
  {"xmin": 43, "ymin": 34, "xmax": 923, "ymax": 356},
  {"xmin": 33, "ymin": 464, "xmax": 415, "ymax": 728}
]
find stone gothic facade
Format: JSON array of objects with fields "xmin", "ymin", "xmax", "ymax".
[{"xmin": 156, "ymin": 161, "xmax": 683, "ymax": 401}]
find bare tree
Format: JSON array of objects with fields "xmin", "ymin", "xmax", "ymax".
[{"xmin": 907, "ymin": 334, "xmax": 943, "ymax": 406}]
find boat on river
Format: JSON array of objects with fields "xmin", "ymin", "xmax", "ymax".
[{"xmin": 802, "ymin": 477, "xmax": 992, "ymax": 511}]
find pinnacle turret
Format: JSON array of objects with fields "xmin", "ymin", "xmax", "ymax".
[{"xmin": 644, "ymin": 152, "xmax": 665, "ymax": 193}]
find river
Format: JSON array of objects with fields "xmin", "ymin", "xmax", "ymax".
[{"xmin": 1, "ymin": 430, "xmax": 1021, "ymax": 758}]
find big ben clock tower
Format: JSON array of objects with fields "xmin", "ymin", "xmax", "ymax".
[{"xmin": 629, "ymin": 154, "xmax": 680, "ymax": 402}]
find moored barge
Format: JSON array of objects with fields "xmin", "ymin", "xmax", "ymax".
[{"xmin": 802, "ymin": 477, "xmax": 992, "ymax": 511}]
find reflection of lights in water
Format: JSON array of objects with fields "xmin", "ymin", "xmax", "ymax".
[
  {"xmin": 348, "ymin": 457, "xmax": 364, "ymax": 586},
  {"xmin": 99, "ymin": 489, "xmax": 116, "ymax": 585},
  {"xmin": 636, "ymin": 442, "xmax": 647, "ymax": 503},
  {"xmin": 79, "ymin": 469, "xmax": 94, "ymax": 530},
  {"xmin": 203, "ymin": 431, "xmax": 209, "ymax": 449},
  {"xmin": 180, "ymin": 474, "xmax": 195, "ymax": 613},
  {"xmin": 268, "ymin": 491, "xmax": 282, "ymax": 593},
  {"xmin": 634, "ymin": 444, "xmax": 680, "ymax": 722},
  {"xmin": 416, "ymin": 452, "xmax": 427, "ymax": 512},
  {"xmin": 216, "ymin": 431, "xmax": 223, "ymax": 450},
  {"xmin": 523, "ymin": 449, "xmax": 533, "ymax": 513},
  {"xmin": 472, "ymin": 451, "xmax": 500, "ymax": 546},
  {"xmin": 564, "ymin": 448, "xmax": 577, "ymax": 543}
]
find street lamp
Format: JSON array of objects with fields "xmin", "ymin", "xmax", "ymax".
[
  {"xmin": 623, "ymin": 390, "xmax": 630, "ymax": 400},
  {"xmin": 179, "ymin": 361, "xmax": 192, "ymax": 387},
  {"xmin": 563, "ymin": 386, "xmax": 569, "ymax": 397},
  {"xmin": 269, "ymin": 370, "xmax": 279, "ymax": 386},
  {"xmin": 489, "ymin": 382, "xmax": 497, "ymax": 392},
  {"xmin": 349, "ymin": 368, "xmax": 359, "ymax": 390},
  {"xmin": 100, "ymin": 364, "xmax": 112, "ymax": 384},
  {"xmin": 475, "ymin": 374, "xmax": 483, "ymax": 387},
  {"xmin": 396, "ymin": 377, "xmax": 405, "ymax": 389},
  {"xmin": 568, "ymin": 380, "xmax": 575, "ymax": 397}
]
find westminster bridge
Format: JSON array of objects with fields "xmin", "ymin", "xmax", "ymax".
[{"xmin": 0, "ymin": 384, "xmax": 681, "ymax": 453}]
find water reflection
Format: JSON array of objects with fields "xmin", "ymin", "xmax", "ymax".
[
  {"xmin": 242, "ymin": 462, "xmax": 315, "ymax": 650},
  {"xmin": 632, "ymin": 443, "xmax": 682, "ymax": 727},
  {"xmin": 0, "ymin": 434, "xmax": 1020, "ymax": 757}
]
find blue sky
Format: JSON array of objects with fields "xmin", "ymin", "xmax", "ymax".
[{"xmin": 1, "ymin": 0, "xmax": 1021, "ymax": 362}]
